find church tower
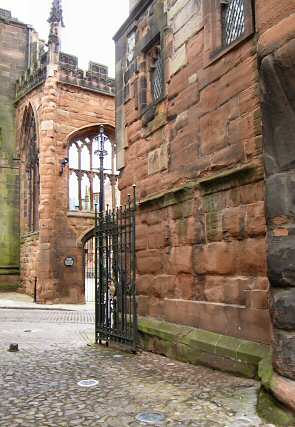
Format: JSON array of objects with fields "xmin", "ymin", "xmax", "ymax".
[{"xmin": 14, "ymin": 0, "xmax": 115, "ymax": 303}]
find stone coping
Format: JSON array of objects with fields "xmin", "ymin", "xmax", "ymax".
[
  {"xmin": 67, "ymin": 211, "xmax": 95, "ymax": 219},
  {"xmin": 138, "ymin": 317, "xmax": 270, "ymax": 379}
]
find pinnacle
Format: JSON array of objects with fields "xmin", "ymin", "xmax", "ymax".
[{"xmin": 48, "ymin": 0, "xmax": 64, "ymax": 27}]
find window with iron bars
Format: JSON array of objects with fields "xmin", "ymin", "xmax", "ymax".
[
  {"xmin": 151, "ymin": 51, "xmax": 164, "ymax": 102},
  {"xmin": 221, "ymin": 0, "xmax": 246, "ymax": 47}
]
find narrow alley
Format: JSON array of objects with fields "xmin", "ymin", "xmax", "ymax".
[{"xmin": 0, "ymin": 305, "xmax": 272, "ymax": 427}]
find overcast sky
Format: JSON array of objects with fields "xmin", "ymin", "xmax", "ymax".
[{"xmin": 0, "ymin": 0, "xmax": 129, "ymax": 77}]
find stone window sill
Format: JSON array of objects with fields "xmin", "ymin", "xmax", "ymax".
[
  {"xmin": 141, "ymin": 95, "xmax": 166, "ymax": 126},
  {"xmin": 67, "ymin": 211, "xmax": 95, "ymax": 219},
  {"xmin": 206, "ymin": 31, "xmax": 255, "ymax": 67}
]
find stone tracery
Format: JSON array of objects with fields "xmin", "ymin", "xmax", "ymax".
[{"xmin": 21, "ymin": 105, "xmax": 39, "ymax": 233}]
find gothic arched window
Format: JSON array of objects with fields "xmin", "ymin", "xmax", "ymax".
[
  {"xmin": 22, "ymin": 105, "xmax": 40, "ymax": 232},
  {"xmin": 68, "ymin": 129, "xmax": 119, "ymax": 212}
]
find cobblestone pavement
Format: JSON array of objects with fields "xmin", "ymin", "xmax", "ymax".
[
  {"xmin": 0, "ymin": 309, "xmax": 273, "ymax": 427},
  {"xmin": 0, "ymin": 309, "xmax": 94, "ymax": 324}
]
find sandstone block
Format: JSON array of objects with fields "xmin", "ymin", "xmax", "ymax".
[
  {"xmin": 193, "ymin": 242, "xmax": 236, "ymax": 276},
  {"xmin": 222, "ymin": 207, "xmax": 244, "ymax": 240},
  {"xmin": 169, "ymin": 44, "xmax": 187, "ymax": 77},
  {"xmin": 245, "ymin": 202, "xmax": 266, "ymax": 237},
  {"xmin": 237, "ymin": 239, "xmax": 267, "ymax": 275},
  {"xmin": 137, "ymin": 250, "xmax": 163, "ymax": 275},
  {"xmin": 167, "ymin": 245, "xmax": 192, "ymax": 274},
  {"xmin": 153, "ymin": 274, "xmax": 176, "ymax": 299},
  {"xmin": 174, "ymin": 12, "xmax": 203, "ymax": 51},
  {"xmin": 148, "ymin": 143, "xmax": 169, "ymax": 175},
  {"xmin": 244, "ymin": 290, "xmax": 269, "ymax": 309}
]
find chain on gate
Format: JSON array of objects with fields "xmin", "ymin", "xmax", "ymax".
[{"xmin": 94, "ymin": 186, "xmax": 137, "ymax": 352}]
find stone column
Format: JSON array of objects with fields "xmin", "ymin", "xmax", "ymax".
[
  {"xmin": 260, "ymin": 34, "xmax": 295, "ymax": 413},
  {"xmin": 37, "ymin": 74, "xmax": 59, "ymax": 302}
]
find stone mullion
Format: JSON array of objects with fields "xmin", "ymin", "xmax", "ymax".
[
  {"xmin": 28, "ymin": 168, "xmax": 33, "ymax": 232},
  {"xmin": 77, "ymin": 146, "xmax": 82, "ymax": 211},
  {"xmin": 89, "ymin": 141, "xmax": 93, "ymax": 211}
]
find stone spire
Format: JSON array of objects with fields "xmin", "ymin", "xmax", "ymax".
[{"xmin": 47, "ymin": 0, "xmax": 64, "ymax": 64}]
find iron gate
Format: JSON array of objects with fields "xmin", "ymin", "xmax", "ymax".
[{"xmin": 94, "ymin": 188, "xmax": 137, "ymax": 351}]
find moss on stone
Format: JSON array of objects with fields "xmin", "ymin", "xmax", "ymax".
[
  {"xmin": 258, "ymin": 353, "xmax": 274, "ymax": 390},
  {"xmin": 181, "ymin": 328, "xmax": 220, "ymax": 354},
  {"xmin": 0, "ymin": 283, "xmax": 20, "ymax": 292},
  {"xmin": 137, "ymin": 317, "xmax": 271, "ymax": 379},
  {"xmin": 237, "ymin": 341, "xmax": 270, "ymax": 365},
  {"xmin": 257, "ymin": 388, "xmax": 295, "ymax": 426}
]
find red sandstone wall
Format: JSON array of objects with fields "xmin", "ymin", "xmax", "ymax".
[
  {"xmin": 16, "ymin": 79, "xmax": 115, "ymax": 303},
  {"xmin": 116, "ymin": 0, "xmax": 271, "ymax": 343}
]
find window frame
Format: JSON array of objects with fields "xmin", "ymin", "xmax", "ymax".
[
  {"xmin": 138, "ymin": 34, "xmax": 165, "ymax": 124},
  {"xmin": 205, "ymin": 0, "xmax": 254, "ymax": 65},
  {"xmin": 67, "ymin": 132, "xmax": 118, "ymax": 213}
]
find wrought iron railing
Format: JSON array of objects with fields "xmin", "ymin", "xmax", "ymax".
[
  {"xmin": 222, "ymin": 0, "xmax": 245, "ymax": 46},
  {"xmin": 94, "ymin": 187, "xmax": 137, "ymax": 351}
]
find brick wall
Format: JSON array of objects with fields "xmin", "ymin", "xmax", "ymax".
[{"xmin": 115, "ymin": 0, "xmax": 271, "ymax": 344}]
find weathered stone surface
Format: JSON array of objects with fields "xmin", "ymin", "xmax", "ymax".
[
  {"xmin": 271, "ymin": 288, "xmax": 295, "ymax": 330},
  {"xmin": 270, "ymin": 372, "xmax": 295, "ymax": 413},
  {"xmin": 139, "ymin": 317, "xmax": 270, "ymax": 378},
  {"xmin": 265, "ymin": 172, "xmax": 295, "ymax": 221},
  {"xmin": 261, "ymin": 40, "xmax": 295, "ymax": 177},
  {"xmin": 267, "ymin": 235, "xmax": 295, "ymax": 288},
  {"xmin": 114, "ymin": 0, "xmax": 273, "ymax": 349},
  {"xmin": 273, "ymin": 329, "xmax": 295, "ymax": 381},
  {"xmin": 0, "ymin": 18, "xmax": 28, "ymax": 282},
  {"xmin": 258, "ymin": 387, "xmax": 295, "ymax": 426},
  {"xmin": 169, "ymin": 43, "xmax": 187, "ymax": 76},
  {"xmin": 148, "ymin": 143, "xmax": 169, "ymax": 175}
]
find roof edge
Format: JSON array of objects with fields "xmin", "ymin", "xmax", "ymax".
[{"xmin": 113, "ymin": 0, "xmax": 153, "ymax": 40}]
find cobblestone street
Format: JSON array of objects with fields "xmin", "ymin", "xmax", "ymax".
[{"xmin": 0, "ymin": 309, "xmax": 272, "ymax": 427}]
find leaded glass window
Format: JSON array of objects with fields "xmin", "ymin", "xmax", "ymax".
[
  {"xmin": 222, "ymin": 0, "xmax": 245, "ymax": 46},
  {"xmin": 152, "ymin": 53, "xmax": 164, "ymax": 102}
]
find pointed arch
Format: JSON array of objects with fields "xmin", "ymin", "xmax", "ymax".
[
  {"xmin": 20, "ymin": 103, "xmax": 40, "ymax": 232},
  {"xmin": 66, "ymin": 123, "xmax": 119, "ymax": 212}
]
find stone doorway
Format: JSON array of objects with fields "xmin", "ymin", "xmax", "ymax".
[{"xmin": 84, "ymin": 237, "xmax": 96, "ymax": 304}]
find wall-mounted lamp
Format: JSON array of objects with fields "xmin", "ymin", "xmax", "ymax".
[{"xmin": 59, "ymin": 157, "xmax": 69, "ymax": 175}]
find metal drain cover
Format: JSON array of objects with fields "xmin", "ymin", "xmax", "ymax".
[
  {"xmin": 77, "ymin": 380, "xmax": 98, "ymax": 388},
  {"xmin": 136, "ymin": 412, "xmax": 166, "ymax": 424}
]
